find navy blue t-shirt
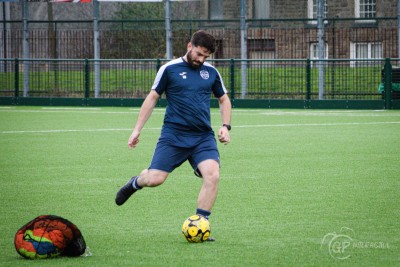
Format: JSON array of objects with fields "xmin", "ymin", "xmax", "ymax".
[{"xmin": 152, "ymin": 57, "xmax": 227, "ymax": 133}]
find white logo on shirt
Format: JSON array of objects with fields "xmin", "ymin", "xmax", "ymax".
[
  {"xmin": 200, "ymin": 70, "xmax": 209, "ymax": 80},
  {"xmin": 179, "ymin": 72, "xmax": 187, "ymax": 79}
]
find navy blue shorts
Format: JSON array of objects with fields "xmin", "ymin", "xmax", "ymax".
[{"xmin": 149, "ymin": 129, "xmax": 220, "ymax": 177}]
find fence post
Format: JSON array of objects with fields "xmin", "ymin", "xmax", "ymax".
[
  {"xmin": 156, "ymin": 58, "xmax": 161, "ymax": 71},
  {"xmin": 14, "ymin": 58, "xmax": 19, "ymax": 99},
  {"xmin": 84, "ymin": 59, "xmax": 90, "ymax": 101},
  {"xmin": 230, "ymin": 59, "xmax": 235, "ymax": 101},
  {"xmin": 384, "ymin": 58, "xmax": 392, "ymax": 110},
  {"xmin": 306, "ymin": 59, "xmax": 311, "ymax": 101}
]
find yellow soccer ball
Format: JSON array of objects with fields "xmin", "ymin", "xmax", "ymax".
[{"xmin": 182, "ymin": 215, "xmax": 210, "ymax": 243}]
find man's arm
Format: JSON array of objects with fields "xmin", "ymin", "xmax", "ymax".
[
  {"xmin": 217, "ymin": 94, "xmax": 232, "ymax": 144},
  {"xmin": 128, "ymin": 90, "xmax": 160, "ymax": 149}
]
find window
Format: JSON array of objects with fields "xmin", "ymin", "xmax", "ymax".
[
  {"xmin": 308, "ymin": 0, "xmax": 327, "ymax": 24},
  {"xmin": 355, "ymin": 0, "xmax": 376, "ymax": 22},
  {"xmin": 310, "ymin": 43, "xmax": 328, "ymax": 60},
  {"xmin": 310, "ymin": 42, "xmax": 328, "ymax": 67},
  {"xmin": 253, "ymin": 0, "xmax": 270, "ymax": 19},
  {"xmin": 248, "ymin": 38, "xmax": 276, "ymax": 62},
  {"xmin": 350, "ymin": 42, "xmax": 382, "ymax": 66},
  {"xmin": 209, "ymin": 39, "xmax": 223, "ymax": 61},
  {"xmin": 209, "ymin": 0, "xmax": 223, "ymax": 20}
]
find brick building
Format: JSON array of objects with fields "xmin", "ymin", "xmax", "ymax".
[
  {"xmin": 198, "ymin": 0, "xmax": 398, "ymax": 60},
  {"xmin": 0, "ymin": 0, "xmax": 398, "ymax": 60}
]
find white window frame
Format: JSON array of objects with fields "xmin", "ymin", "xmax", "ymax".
[
  {"xmin": 310, "ymin": 42, "xmax": 328, "ymax": 67},
  {"xmin": 307, "ymin": 0, "xmax": 327, "ymax": 25},
  {"xmin": 354, "ymin": 0, "xmax": 376, "ymax": 23},
  {"xmin": 350, "ymin": 42, "xmax": 382, "ymax": 67},
  {"xmin": 310, "ymin": 43, "xmax": 328, "ymax": 59}
]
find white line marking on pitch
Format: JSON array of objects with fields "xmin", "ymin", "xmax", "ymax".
[
  {"xmin": 0, "ymin": 109, "xmax": 166, "ymax": 115},
  {"xmin": 42, "ymin": 107, "xmax": 102, "ymax": 110},
  {"xmin": 0, "ymin": 128, "xmax": 132, "ymax": 134},
  {"xmin": 1, "ymin": 108, "xmax": 399, "ymax": 117},
  {"xmin": 1, "ymin": 121, "xmax": 399, "ymax": 134},
  {"xmin": 234, "ymin": 121, "xmax": 400, "ymax": 128}
]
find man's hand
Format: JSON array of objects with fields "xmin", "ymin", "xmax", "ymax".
[
  {"xmin": 218, "ymin": 127, "xmax": 230, "ymax": 145},
  {"xmin": 128, "ymin": 130, "xmax": 141, "ymax": 149}
]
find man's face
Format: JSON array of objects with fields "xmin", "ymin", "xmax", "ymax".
[{"xmin": 186, "ymin": 43, "xmax": 211, "ymax": 69}]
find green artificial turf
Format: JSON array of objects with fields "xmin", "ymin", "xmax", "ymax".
[{"xmin": 0, "ymin": 106, "xmax": 399, "ymax": 266}]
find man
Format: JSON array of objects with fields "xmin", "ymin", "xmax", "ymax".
[{"xmin": 115, "ymin": 30, "xmax": 231, "ymax": 233}]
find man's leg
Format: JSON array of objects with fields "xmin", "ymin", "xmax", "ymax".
[
  {"xmin": 136, "ymin": 169, "xmax": 169, "ymax": 187},
  {"xmin": 196, "ymin": 159, "xmax": 219, "ymax": 241},
  {"xmin": 115, "ymin": 169, "xmax": 169, "ymax": 206},
  {"xmin": 196, "ymin": 159, "xmax": 220, "ymax": 212}
]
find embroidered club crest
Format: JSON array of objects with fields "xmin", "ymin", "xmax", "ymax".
[{"xmin": 200, "ymin": 70, "xmax": 209, "ymax": 80}]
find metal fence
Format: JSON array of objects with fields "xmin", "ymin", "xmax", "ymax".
[
  {"xmin": 1, "ymin": 18, "xmax": 398, "ymax": 60},
  {"xmin": 1, "ymin": 58, "xmax": 398, "ymax": 102}
]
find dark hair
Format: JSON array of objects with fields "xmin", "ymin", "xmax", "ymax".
[{"xmin": 190, "ymin": 30, "xmax": 216, "ymax": 54}]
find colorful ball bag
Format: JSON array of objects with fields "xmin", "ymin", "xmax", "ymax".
[{"xmin": 14, "ymin": 215, "xmax": 86, "ymax": 259}]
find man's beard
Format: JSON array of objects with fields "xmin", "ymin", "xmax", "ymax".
[{"xmin": 186, "ymin": 50, "xmax": 203, "ymax": 69}]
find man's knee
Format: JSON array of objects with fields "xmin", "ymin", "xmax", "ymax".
[
  {"xmin": 204, "ymin": 171, "xmax": 219, "ymax": 184},
  {"xmin": 198, "ymin": 160, "xmax": 220, "ymax": 185},
  {"xmin": 140, "ymin": 169, "xmax": 168, "ymax": 187}
]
